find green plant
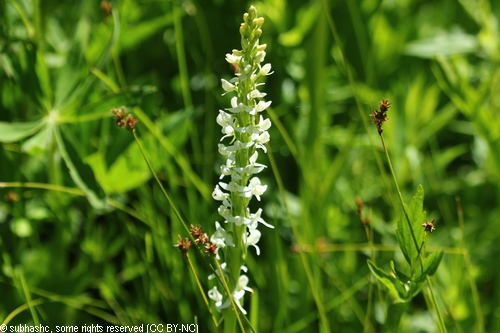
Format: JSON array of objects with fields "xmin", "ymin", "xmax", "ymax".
[{"xmin": 367, "ymin": 100, "xmax": 444, "ymax": 332}]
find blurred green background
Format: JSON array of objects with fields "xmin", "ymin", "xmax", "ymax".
[{"xmin": 1, "ymin": 0, "xmax": 499, "ymax": 332}]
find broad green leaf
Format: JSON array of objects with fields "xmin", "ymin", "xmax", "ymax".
[
  {"xmin": 396, "ymin": 185, "xmax": 426, "ymax": 269},
  {"xmin": 22, "ymin": 124, "xmax": 53, "ymax": 155},
  {"xmin": 85, "ymin": 134, "xmax": 161, "ymax": 194},
  {"xmin": 0, "ymin": 119, "xmax": 45, "ymax": 143},
  {"xmin": 367, "ymin": 260, "xmax": 407, "ymax": 302},
  {"xmin": 53, "ymin": 126, "xmax": 107, "ymax": 210}
]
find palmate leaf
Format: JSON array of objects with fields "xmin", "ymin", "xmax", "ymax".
[
  {"xmin": 53, "ymin": 125, "xmax": 107, "ymax": 211},
  {"xmin": 396, "ymin": 185, "xmax": 426, "ymax": 269},
  {"xmin": 0, "ymin": 119, "xmax": 45, "ymax": 143}
]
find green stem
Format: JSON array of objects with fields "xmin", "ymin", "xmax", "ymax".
[
  {"xmin": 185, "ymin": 254, "xmax": 219, "ymax": 328},
  {"xmin": 133, "ymin": 131, "xmax": 191, "ymax": 238},
  {"xmin": 214, "ymin": 260, "xmax": 245, "ymax": 332},
  {"xmin": 426, "ymin": 276, "xmax": 448, "ymax": 333},
  {"xmin": 380, "ymin": 134, "xmax": 421, "ymax": 270},
  {"xmin": 380, "ymin": 135, "xmax": 447, "ymax": 332}
]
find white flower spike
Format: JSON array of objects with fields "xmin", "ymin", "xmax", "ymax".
[{"xmin": 209, "ymin": 5, "xmax": 273, "ymax": 320}]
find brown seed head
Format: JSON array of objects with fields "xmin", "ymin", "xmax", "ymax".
[
  {"xmin": 111, "ymin": 107, "xmax": 125, "ymax": 120},
  {"xmin": 370, "ymin": 99, "xmax": 390, "ymax": 135},
  {"xmin": 190, "ymin": 224, "xmax": 203, "ymax": 237},
  {"xmin": 124, "ymin": 114, "xmax": 138, "ymax": 132},
  {"xmin": 379, "ymin": 99, "xmax": 391, "ymax": 112},
  {"xmin": 174, "ymin": 235, "xmax": 192, "ymax": 257},
  {"xmin": 112, "ymin": 107, "xmax": 138, "ymax": 132},
  {"xmin": 190, "ymin": 224, "xmax": 209, "ymax": 244},
  {"xmin": 205, "ymin": 242, "xmax": 218, "ymax": 257}
]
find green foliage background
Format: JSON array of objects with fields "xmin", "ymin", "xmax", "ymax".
[{"xmin": 1, "ymin": 0, "xmax": 499, "ymax": 331}]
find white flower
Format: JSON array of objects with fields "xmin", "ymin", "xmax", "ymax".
[
  {"xmin": 259, "ymin": 63, "xmax": 273, "ymax": 76},
  {"xmin": 252, "ymin": 131, "xmax": 270, "ymax": 152},
  {"xmin": 245, "ymin": 227, "xmax": 261, "ymax": 255},
  {"xmin": 255, "ymin": 50, "xmax": 266, "ymax": 63},
  {"xmin": 208, "ymin": 286, "xmax": 230, "ymax": 312},
  {"xmin": 237, "ymin": 274, "xmax": 253, "ymax": 293},
  {"xmin": 221, "ymin": 79, "xmax": 237, "ymax": 94},
  {"xmin": 226, "ymin": 96, "xmax": 253, "ymax": 114},
  {"xmin": 223, "ymin": 140, "xmax": 254, "ymax": 152},
  {"xmin": 257, "ymin": 115, "xmax": 272, "ymax": 131},
  {"xmin": 212, "ymin": 185, "xmax": 228, "ymax": 201},
  {"xmin": 249, "ymin": 208, "xmax": 274, "ymax": 229},
  {"xmin": 239, "ymin": 151, "xmax": 266, "ymax": 174},
  {"xmin": 218, "ymin": 143, "xmax": 230, "ymax": 156},
  {"xmin": 211, "ymin": 221, "xmax": 234, "ymax": 247},
  {"xmin": 212, "ymin": 185, "xmax": 231, "ymax": 207},
  {"xmin": 217, "ymin": 205, "xmax": 233, "ymax": 221},
  {"xmin": 225, "ymin": 53, "xmax": 241, "ymax": 64},
  {"xmin": 220, "ymin": 126, "xmax": 234, "ymax": 141},
  {"xmin": 247, "ymin": 89, "xmax": 267, "ymax": 100},
  {"xmin": 251, "ymin": 63, "xmax": 273, "ymax": 82},
  {"xmin": 219, "ymin": 181, "xmax": 250, "ymax": 197},
  {"xmin": 255, "ymin": 100, "xmax": 272, "ymax": 113},
  {"xmin": 230, "ymin": 274, "xmax": 254, "ymax": 315},
  {"xmin": 241, "ymin": 177, "xmax": 267, "ymax": 201},
  {"xmin": 208, "ymin": 286, "xmax": 223, "ymax": 302},
  {"xmin": 216, "ymin": 110, "xmax": 233, "ymax": 128},
  {"xmin": 219, "ymin": 157, "xmax": 240, "ymax": 179}
]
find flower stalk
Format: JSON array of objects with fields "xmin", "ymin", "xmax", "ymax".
[{"xmin": 208, "ymin": 5, "xmax": 273, "ymax": 330}]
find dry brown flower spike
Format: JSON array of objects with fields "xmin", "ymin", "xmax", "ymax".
[{"xmin": 371, "ymin": 99, "xmax": 391, "ymax": 135}]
